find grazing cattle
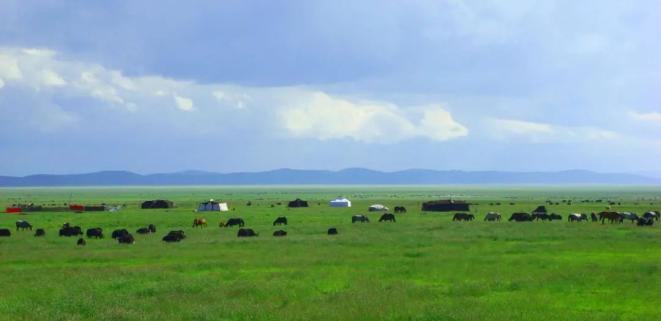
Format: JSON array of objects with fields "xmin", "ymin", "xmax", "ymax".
[
  {"xmin": 452, "ymin": 213, "xmax": 474, "ymax": 221},
  {"xmin": 223, "ymin": 218, "xmax": 245, "ymax": 228},
  {"xmin": 117, "ymin": 233, "xmax": 135, "ymax": 244},
  {"xmin": 509, "ymin": 212, "xmax": 533, "ymax": 222},
  {"xmin": 162, "ymin": 230, "xmax": 186, "ymax": 242},
  {"xmin": 237, "ymin": 228, "xmax": 258, "ymax": 237},
  {"xmin": 637, "ymin": 217, "xmax": 655, "ymax": 226},
  {"xmin": 532, "ymin": 213, "xmax": 551, "ymax": 221},
  {"xmin": 77, "ymin": 238, "xmax": 86, "ymax": 246},
  {"xmin": 591, "ymin": 212, "xmax": 599, "ymax": 222},
  {"xmin": 599, "ymin": 212, "xmax": 623, "ymax": 224},
  {"xmin": 619, "ymin": 212, "xmax": 639, "ymax": 223},
  {"xmin": 136, "ymin": 227, "xmax": 151, "ymax": 234},
  {"xmin": 192, "ymin": 218, "xmax": 208, "ymax": 228},
  {"xmin": 549, "ymin": 213, "xmax": 562, "ymax": 221},
  {"xmin": 273, "ymin": 230, "xmax": 287, "ymax": 237},
  {"xmin": 568, "ymin": 213, "xmax": 587, "ymax": 222},
  {"xmin": 34, "ymin": 228, "xmax": 45, "ymax": 237},
  {"xmin": 379, "ymin": 213, "xmax": 396, "ymax": 222},
  {"xmin": 394, "ymin": 206, "xmax": 407, "ymax": 213},
  {"xmin": 484, "ymin": 212, "xmax": 501, "ymax": 221},
  {"xmin": 643, "ymin": 211, "xmax": 659, "ymax": 221},
  {"xmin": 352, "ymin": 215, "xmax": 370, "ymax": 223},
  {"xmin": 59, "ymin": 226, "xmax": 83, "ymax": 237},
  {"xmin": 16, "ymin": 220, "xmax": 32, "ymax": 231},
  {"xmin": 0, "ymin": 228, "xmax": 11, "ymax": 237},
  {"xmin": 86, "ymin": 227, "xmax": 104, "ymax": 239},
  {"xmin": 111, "ymin": 229, "xmax": 130, "ymax": 239},
  {"xmin": 327, "ymin": 227, "xmax": 338, "ymax": 235},
  {"xmin": 273, "ymin": 217, "xmax": 288, "ymax": 226}
]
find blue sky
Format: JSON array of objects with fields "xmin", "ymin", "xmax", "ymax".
[{"xmin": 1, "ymin": 0, "xmax": 660, "ymax": 176}]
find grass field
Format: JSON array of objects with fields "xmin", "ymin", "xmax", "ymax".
[{"xmin": 1, "ymin": 186, "xmax": 660, "ymax": 321}]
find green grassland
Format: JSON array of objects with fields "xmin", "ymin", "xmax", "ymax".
[{"xmin": 0, "ymin": 186, "xmax": 660, "ymax": 321}]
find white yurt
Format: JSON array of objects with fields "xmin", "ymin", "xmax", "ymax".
[
  {"xmin": 329, "ymin": 197, "xmax": 352, "ymax": 208},
  {"xmin": 197, "ymin": 199, "xmax": 229, "ymax": 212},
  {"xmin": 368, "ymin": 204, "xmax": 389, "ymax": 212}
]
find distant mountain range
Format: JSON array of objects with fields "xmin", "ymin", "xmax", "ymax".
[{"xmin": 0, "ymin": 169, "xmax": 659, "ymax": 186}]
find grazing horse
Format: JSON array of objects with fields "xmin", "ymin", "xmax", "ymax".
[
  {"xmin": 327, "ymin": 227, "xmax": 338, "ymax": 235},
  {"xmin": 484, "ymin": 212, "xmax": 501, "ymax": 221},
  {"xmin": 237, "ymin": 228, "xmax": 258, "ymax": 237},
  {"xmin": 591, "ymin": 212, "xmax": 599, "ymax": 222},
  {"xmin": 568, "ymin": 213, "xmax": 587, "ymax": 222},
  {"xmin": 637, "ymin": 217, "xmax": 655, "ymax": 226},
  {"xmin": 192, "ymin": 218, "xmax": 208, "ymax": 228},
  {"xmin": 273, "ymin": 230, "xmax": 287, "ymax": 237},
  {"xmin": 394, "ymin": 206, "xmax": 407, "ymax": 213},
  {"xmin": 162, "ymin": 230, "xmax": 186, "ymax": 242},
  {"xmin": 379, "ymin": 213, "xmax": 396, "ymax": 222},
  {"xmin": 223, "ymin": 218, "xmax": 245, "ymax": 227},
  {"xmin": 34, "ymin": 228, "xmax": 45, "ymax": 237},
  {"xmin": 16, "ymin": 220, "xmax": 32, "ymax": 231},
  {"xmin": 86, "ymin": 228, "xmax": 104, "ymax": 239},
  {"xmin": 599, "ymin": 212, "xmax": 623, "ymax": 224},
  {"xmin": 549, "ymin": 213, "xmax": 562, "ymax": 221},
  {"xmin": 352, "ymin": 215, "xmax": 370, "ymax": 223},
  {"xmin": 453, "ymin": 213, "xmax": 474, "ymax": 221},
  {"xmin": 532, "ymin": 213, "xmax": 551, "ymax": 221},
  {"xmin": 619, "ymin": 212, "xmax": 639, "ymax": 223},
  {"xmin": 273, "ymin": 217, "xmax": 288, "ymax": 226},
  {"xmin": 509, "ymin": 213, "xmax": 533, "ymax": 222},
  {"xmin": 643, "ymin": 211, "xmax": 659, "ymax": 221},
  {"xmin": 0, "ymin": 229, "xmax": 11, "ymax": 237}
]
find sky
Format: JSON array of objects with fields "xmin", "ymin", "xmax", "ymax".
[{"xmin": 1, "ymin": 0, "xmax": 660, "ymax": 176}]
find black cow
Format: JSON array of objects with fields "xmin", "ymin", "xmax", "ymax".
[
  {"xmin": 453, "ymin": 213, "xmax": 474, "ymax": 221},
  {"xmin": 0, "ymin": 228, "xmax": 11, "ymax": 237},
  {"xmin": 34, "ymin": 228, "xmax": 45, "ymax": 237},
  {"xmin": 643, "ymin": 211, "xmax": 659, "ymax": 221},
  {"xmin": 352, "ymin": 215, "xmax": 370, "ymax": 223},
  {"xmin": 509, "ymin": 213, "xmax": 533, "ymax": 222},
  {"xmin": 111, "ymin": 229, "xmax": 130, "ymax": 239},
  {"xmin": 394, "ymin": 206, "xmax": 407, "ymax": 213},
  {"xmin": 273, "ymin": 230, "xmax": 287, "ymax": 237},
  {"xmin": 86, "ymin": 228, "xmax": 104, "ymax": 239},
  {"xmin": 532, "ymin": 213, "xmax": 551, "ymax": 221},
  {"xmin": 118, "ymin": 233, "xmax": 135, "ymax": 244},
  {"xmin": 16, "ymin": 220, "xmax": 32, "ymax": 231},
  {"xmin": 223, "ymin": 218, "xmax": 245, "ymax": 227},
  {"xmin": 136, "ymin": 227, "xmax": 151, "ymax": 234},
  {"xmin": 327, "ymin": 227, "xmax": 338, "ymax": 235},
  {"xmin": 162, "ymin": 230, "xmax": 186, "ymax": 242},
  {"xmin": 273, "ymin": 217, "xmax": 288, "ymax": 226},
  {"xmin": 379, "ymin": 213, "xmax": 396, "ymax": 222},
  {"xmin": 59, "ymin": 226, "xmax": 83, "ymax": 237},
  {"xmin": 637, "ymin": 217, "xmax": 655, "ymax": 226},
  {"xmin": 237, "ymin": 228, "xmax": 258, "ymax": 237},
  {"xmin": 549, "ymin": 213, "xmax": 562, "ymax": 221},
  {"xmin": 77, "ymin": 238, "xmax": 86, "ymax": 246}
]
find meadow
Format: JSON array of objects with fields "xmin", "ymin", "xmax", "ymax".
[{"xmin": 0, "ymin": 185, "xmax": 660, "ymax": 321}]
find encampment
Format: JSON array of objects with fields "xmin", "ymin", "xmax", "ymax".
[
  {"xmin": 329, "ymin": 197, "xmax": 351, "ymax": 208},
  {"xmin": 197, "ymin": 199, "xmax": 229, "ymax": 212}
]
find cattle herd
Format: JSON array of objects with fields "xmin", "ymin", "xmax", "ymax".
[{"xmin": 0, "ymin": 206, "xmax": 658, "ymax": 246}]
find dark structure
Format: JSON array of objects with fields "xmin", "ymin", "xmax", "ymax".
[
  {"xmin": 141, "ymin": 200, "xmax": 174, "ymax": 209},
  {"xmin": 287, "ymin": 198, "xmax": 309, "ymax": 208},
  {"xmin": 421, "ymin": 200, "xmax": 470, "ymax": 212}
]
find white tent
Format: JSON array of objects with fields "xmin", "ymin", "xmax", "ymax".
[
  {"xmin": 329, "ymin": 197, "xmax": 351, "ymax": 208},
  {"xmin": 197, "ymin": 199, "xmax": 229, "ymax": 212},
  {"xmin": 368, "ymin": 204, "xmax": 389, "ymax": 212}
]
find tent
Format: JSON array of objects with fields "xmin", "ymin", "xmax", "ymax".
[
  {"xmin": 329, "ymin": 197, "xmax": 351, "ymax": 208},
  {"xmin": 141, "ymin": 200, "xmax": 175, "ymax": 209},
  {"xmin": 368, "ymin": 204, "xmax": 389, "ymax": 212},
  {"xmin": 421, "ymin": 200, "xmax": 470, "ymax": 212},
  {"xmin": 288, "ymin": 198, "xmax": 309, "ymax": 208},
  {"xmin": 198, "ymin": 199, "xmax": 229, "ymax": 212}
]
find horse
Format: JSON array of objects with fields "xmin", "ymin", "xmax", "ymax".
[
  {"xmin": 192, "ymin": 218, "xmax": 208, "ymax": 228},
  {"xmin": 223, "ymin": 218, "xmax": 245, "ymax": 227},
  {"xmin": 568, "ymin": 213, "xmax": 587, "ymax": 222},
  {"xmin": 619, "ymin": 212, "xmax": 639, "ymax": 223},
  {"xmin": 532, "ymin": 213, "xmax": 551, "ymax": 221},
  {"xmin": 379, "ymin": 213, "xmax": 396, "ymax": 222},
  {"xmin": 590, "ymin": 212, "xmax": 599, "ymax": 222},
  {"xmin": 549, "ymin": 213, "xmax": 562, "ymax": 221},
  {"xmin": 352, "ymin": 215, "xmax": 370, "ymax": 223},
  {"xmin": 637, "ymin": 217, "xmax": 655, "ymax": 226},
  {"xmin": 453, "ymin": 213, "xmax": 474, "ymax": 221},
  {"xmin": 643, "ymin": 211, "xmax": 659, "ymax": 221},
  {"xmin": 599, "ymin": 212, "xmax": 622, "ymax": 224},
  {"xmin": 16, "ymin": 220, "xmax": 32, "ymax": 231},
  {"xmin": 484, "ymin": 212, "xmax": 501, "ymax": 221}
]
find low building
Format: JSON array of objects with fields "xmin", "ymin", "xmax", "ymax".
[{"xmin": 329, "ymin": 197, "xmax": 351, "ymax": 208}]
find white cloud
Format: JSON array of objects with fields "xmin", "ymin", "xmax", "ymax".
[
  {"xmin": 173, "ymin": 94, "xmax": 194, "ymax": 111},
  {"xmin": 0, "ymin": 53, "xmax": 23, "ymax": 80},
  {"xmin": 630, "ymin": 111, "xmax": 661, "ymax": 122},
  {"xmin": 280, "ymin": 92, "xmax": 467, "ymax": 143},
  {"xmin": 212, "ymin": 90, "xmax": 250, "ymax": 109},
  {"xmin": 41, "ymin": 69, "xmax": 67, "ymax": 87},
  {"xmin": 489, "ymin": 118, "xmax": 619, "ymax": 143}
]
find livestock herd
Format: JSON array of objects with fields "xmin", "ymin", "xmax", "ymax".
[{"xmin": 0, "ymin": 206, "xmax": 658, "ymax": 246}]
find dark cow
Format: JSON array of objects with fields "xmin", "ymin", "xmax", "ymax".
[
  {"xmin": 591, "ymin": 212, "xmax": 599, "ymax": 222},
  {"xmin": 599, "ymin": 212, "xmax": 623, "ymax": 224},
  {"xmin": 379, "ymin": 213, "xmax": 396, "ymax": 222},
  {"xmin": 162, "ymin": 230, "xmax": 186, "ymax": 242},
  {"xmin": 327, "ymin": 227, "xmax": 338, "ymax": 235},
  {"xmin": 111, "ymin": 229, "xmax": 130, "ymax": 239},
  {"xmin": 643, "ymin": 211, "xmax": 659, "ymax": 221},
  {"xmin": 549, "ymin": 213, "xmax": 562, "ymax": 221},
  {"xmin": 16, "ymin": 220, "xmax": 32, "ymax": 231},
  {"xmin": 77, "ymin": 238, "xmax": 86, "ymax": 246},
  {"xmin": 59, "ymin": 226, "xmax": 83, "ymax": 237},
  {"xmin": 86, "ymin": 227, "xmax": 104, "ymax": 239},
  {"xmin": 394, "ymin": 206, "xmax": 407, "ymax": 213},
  {"xmin": 0, "ymin": 229, "xmax": 11, "ymax": 237},
  {"xmin": 452, "ymin": 213, "xmax": 474, "ymax": 221},
  {"xmin": 118, "ymin": 233, "xmax": 135, "ymax": 244},
  {"xmin": 619, "ymin": 212, "xmax": 639, "ymax": 223},
  {"xmin": 223, "ymin": 218, "xmax": 245, "ymax": 228},
  {"xmin": 192, "ymin": 218, "xmax": 208, "ymax": 228},
  {"xmin": 509, "ymin": 212, "xmax": 533, "ymax": 222},
  {"xmin": 637, "ymin": 217, "xmax": 655, "ymax": 226},
  {"xmin": 352, "ymin": 215, "xmax": 370, "ymax": 223},
  {"xmin": 34, "ymin": 228, "xmax": 45, "ymax": 237},
  {"xmin": 273, "ymin": 217, "xmax": 288, "ymax": 226},
  {"xmin": 237, "ymin": 228, "xmax": 258, "ymax": 237},
  {"xmin": 484, "ymin": 212, "xmax": 501, "ymax": 221},
  {"xmin": 273, "ymin": 230, "xmax": 287, "ymax": 237},
  {"xmin": 532, "ymin": 213, "xmax": 551, "ymax": 221},
  {"xmin": 136, "ymin": 227, "xmax": 151, "ymax": 234}
]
